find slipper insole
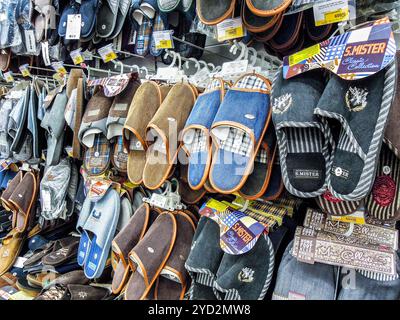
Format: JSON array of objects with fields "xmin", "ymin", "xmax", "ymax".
[
  {"xmin": 285, "ymin": 127, "xmax": 326, "ymax": 192},
  {"xmin": 77, "ymin": 231, "xmax": 91, "ymax": 266},
  {"xmin": 156, "ymin": 277, "xmax": 183, "ymax": 300},
  {"xmin": 97, "ymin": 2, "xmax": 118, "ymax": 38},
  {"xmin": 84, "ymin": 235, "xmax": 108, "ymax": 279},
  {"xmin": 125, "ymin": 270, "xmax": 148, "ymax": 300}
]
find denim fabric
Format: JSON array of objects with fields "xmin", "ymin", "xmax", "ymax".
[
  {"xmin": 213, "ymin": 90, "xmax": 270, "ymax": 143},
  {"xmin": 79, "ymin": 0, "xmax": 98, "ymax": 37},
  {"xmin": 188, "ymin": 152, "xmax": 207, "ymax": 187},
  {"xmin": 0, "ymin": 0, "xmax": 21, "ymax": 48},
  {"xmin": 185, "ymin": 90, "xmax": 222, "ymax": 129},
  {"xmin": 15, "ymin": 0, "xmax": 32, "ymax": 30},
  {"xmin": 272, "ymin": 241, "xmax": 338, "ymax": 300}
]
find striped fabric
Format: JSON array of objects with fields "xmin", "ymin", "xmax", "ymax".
[
  {"xmin": 316, "ymin": 193, "xmax": 360, "ymax": 216},
  {"xmin": 366, "ymin": 144, "xmax": 400, "ymax": 221},
  {"xmin": 357, "ymin": 269, "xmax": 399, "ymax": 282},
  {"xmin": 219, "ymin": 128, "xmax": 253, "ymax": 157},
  {"xmin": 286, "ymin": 127, "xmax": 323, "ymax": 153},
  {"xmin": 236, "ymin": 75, "xmax": 269, "ymax": 92}
]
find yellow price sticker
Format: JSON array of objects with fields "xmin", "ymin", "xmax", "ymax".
[
  {"xmin": 72, "ymin": 54, "xmax": 84, "ymax": 65},
  {"xmin": 217, "ymin": 18, "xmax": 245, "ymax": 42},
  {"xmin": 289, "ymin": 44, "xmax": 320, "ymax": 66},
  {"xmin": 156, "ymin": 39, "xmax": 173, "ymax": 50},
  {"xmin": 4, "ymin": 72, "xmax": 14, "ymax": 83},
  {"xmin": 316, "ymin": 8, "xmax": 349, "ymax": 26},
  {"xmin": 206, "ymin": 199, "xmax": 229, "ymax": 213},
  {"xmin": 219, "ymin": 26, "xmax": 244, "ymax": 42},
  {"xmin": 104, "ymin": 51, "xmax": 117, "ymax": 63},
  {"xmin": 21, "ymin": 69, "xmax": 30, "ymax": 77}
]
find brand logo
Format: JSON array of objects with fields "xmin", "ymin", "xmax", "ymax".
[
  {"xmin": 294, "ymin": 169, "xmax": 321, "ymax": 179},
  {"xmin": 272, "ymin": 93, "xmax": 292, "ymax": 114},
  {"xmin": 238, "ymin": 267, "xmax": 254, "ymax": 283},
  {"xmin": 345, "ymin": 87, "xmax": 368, "ymax": 112},
  {"xmin": 92, "ymin": 210, "xmax": 101, "ymax": 219}
]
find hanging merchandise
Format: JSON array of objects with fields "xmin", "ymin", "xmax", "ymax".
[{"xmin": 0, "ymin": 0, "xmax": 399, "ymax": 304}]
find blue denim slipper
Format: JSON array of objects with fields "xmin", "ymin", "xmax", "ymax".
[
  {"xmin": 209, "ymin": 73, "xmax": 271, "ymax": 194},
  {"xmin": 58, "ymin": 1, "xmax": 79, "ymax": 37},
  {"xmin": 79, "ymin": 0, "xmax": 99, "ymax": 38}
]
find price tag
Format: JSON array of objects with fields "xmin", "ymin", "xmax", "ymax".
[
  {"xmin": 152, "ymin": 30, "xmax": 174, "ymax": 50},
  {"xmin": 51, "ymin": 61, "xmax": 67, "ymax": 75},
  {"xmin": 221, "ymin": 59, "xmax": 248, "ymax": 76},
  {"xmin": 41, "ymin": 190, "xmax": 52, "ymax": 212},
  {"xmin": 41, "ymin": 41, "xmax": 51, "ymax": 66},
  {"xmin": 217, "ymin": 18, "xmax": 245, "ymax": 42},
  {"xmin": 289, "ymin": 44, "xmax": 321, "ymax": 66},
  {"xmin": 24, "ymin": 30, "xmax": 37, "ymax": 53},
  {"xmin": 98, "ymin": 44, "xmax": 117, "ymax": 63},
  {"xmin": 53, "ymin": 73, "xmax": 65, "ymax": 85},
  {"xmin": 150, "ymin": 193, "xmax": 168, "ymax": 209},
  {"xmin": 65, "ymin": 14, "xmax": 81, "ymax": 40},
  {"xmin": 70, "ymin": 48, "xmax": 84, "ymax": 65},
  {"xmin": 19, "ymin": 64, "xmax": 31, "ymax": 77},
  {"xmin": 330, "ymin": 209, "xmax": 366, "ymax": 225},
  {"xmin": 4, "ymin": 71, "xmax": 14, "ymax": 83},
  {"xmin": 313, "ymin": 0, "xmax": 349, "ymax": 26}
]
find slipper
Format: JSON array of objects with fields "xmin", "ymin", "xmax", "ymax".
[
  {"xmin": 213, "ymin": 234, "xmax": 274, "ymax": 300},
  {"xmin": 80, "ymin": 188, "xmax": 120, "ymax": 279},
  {"xmin": 314, "ymin": 61, "xmax": 397, "ymax": 201},
  {"xmin": 96, "ymin": 0, "xmax": 121, "ymax": 38},
  {"xmin": 42, "ymin": 237, "xmax": 80, "ymax": 267},
  {"xmin": 35, "ymin": 283, "xmax": 110, "ymax": 300},
  {"xmin": 26, "ymin": 272, "xmax": 59, "ymax": 289},
  {"xmin": 111, "ymin": 203, "xmax": 159, "ymax": 294},
  {"xmin": 182, "ymin": 78, "xmax": 229, "ymax": 190},
  {"xmin": 123, "ymin": 82, "xmax": 171, "ymax": 185},
  {"xmin": 0, "ymin": 273, "xmax": 17, "ymax": 289},
  {"xmin": 239, "ymin": 124, "xmax": 277, "ymax": 200},
  {"xmin": 157, "ymin": 0, "xmax": 180, "ymax": 13},
  {"xmin": 304, "ymin": 8, "xmax": 334, "ymax": 42},
  {"xmin": 149, "ymin": 12, "xmax": 169, "ymax": 57},
  {"xmin": 154, "ymin": 211, "xmax": 195, "ymax": 300},
  {"xmin": 178, "ymin": 163, "xmax": 207, "ymax": 205},
  {"xmin": 0, "ymin": 229, "xmax": 25, "ymax": 276},
  {"xmin": 365, "ymin": 143, "xmax": 400, "ymax": 221},
  {"xmin": 58, "ymin": 1, "xmax": 79, "ymax": 37},
  {"xmin": 196, "ymin": 0, "xmax": 236, "ymax": 26},
  {"xmin": 134, "ymin": 16, "xmax": 153, "ymax": 57},
  {"xmin": 140, "ymin": 0, "xmax": 159, "ymax": 19},
  {"xmin": 269, "ymin": 11, "xmax": 304, "ymax": 53},
  {"xmin": 245, "ymin": 0, "xmax": 291, "ymax": 17},
  {"xmin": 209, "ymin": 73, "xmax": 271, "ymax": 194},
  {"xmin": 83, "ymin": 134, "xmax": 112, "ymax": 176},
  {"xmin": 34, "ymin": 0, "xmax": 56, "ymax": 42},
  {"xmin": 109, "ymin": 0, "xmax": 131, "ymax": 39},
  {"xmin": 253, "ymin": 14, "xmax": 284, "ymax": 42},
  {"xmin": 76, "ymin": 196, "xmax": 95, "ymax": 267},
  {"xmin": 44, "ymin": 270, "xmax": 89, "ymax": 289},
  {"xmin": 124, "ymin": 212, "xmax": 177, "ymax": 300},
  {"xmin": 316, "ymin": 190, "xmax": 361, "ymax": 216},
  {"xmin": 260, "ymin": 156, "xmax": 284, "ymax": 201},
  {"xmin": 241, "ymin": 1, "xmax": 281, "ymax": 34},
  {"xmin": 143, "ymin": 83, "xmax": 197, "ymax": 190},
  {"xmin": 272, "ymin": 68, "xmax": 332, "ymax": 198},
  {"xmin": 0, "ymin": 49, "xmax": 10, "ymax": 72},
  {"xmin": 272, "ymin": 241, "xmax": 337, "ymax": 300},
  {"xmin": 79, "ymin": 0, "xmax": 99, "ymax": 39},
  {"xmin": 8, "ymin": 171, "xmax": 38, "ymax": 233},
  {"xmin": 1, "ymin": 171, "xmax": 24, "ymax": 212},
  {"xmin": 106, "ymin": 76, "xmax": 141, "ymax": 141},
  {"xmin": 384, "ymin": 52, "xmax": 400, "ymax": 157},
  {"xmin": 185, "ymin": 217, "xmax": 223, "ymax": 300}
]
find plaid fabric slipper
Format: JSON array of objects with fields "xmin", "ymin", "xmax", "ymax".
[
  {"xmin": 134, "ymin": 16, "xmax": 153, "ymax": 57},
  {"xmin": 83, "ymin": 134, "xmax": 111, "ymax": 176}
]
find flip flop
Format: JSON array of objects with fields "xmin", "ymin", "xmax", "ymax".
[
  {"xmin": 209, "ymin": 73, "xmax": 271, "ymax": 194},
  {"xmin": 81, "ymin": 188, "xmax": 121, "ymax": 279},
  {"xmin": 245, "ymin": 0, "xmax": 291, "ymax": 17},
  {"xmin": 154, "ymin": 211, "xmax": 195, "ymax": 300},
  {"xmin": 182, "ymin": 78, "xmax": 229, "ymax": 190},
  {"xmin": 365, "ymin": 143, "xmax": 400, "ymax": 221},
  {"xmin": 111, "ymin": 203, "xmax": 159, "ymax": 294},
  {"xmin": 143, "ymin": 83, "xmax": 197, "ymax": 190},
  {"xmin": 123, "ymin": 82, "xmax": 171, "ymax": 185},
  {"xmin": 125, "ymin": 212, "xmax": 177, "ymax": 300},
  {"xmin": 96, "ymin": 0, "xmax": 121, "ymax": 38},
  {"xmin": 239, "ymin": 124, "xmax": 277, "ymax": 200},
  {"xmin": 272, "ymin": 68, "xmax": 332, "ymax": 198},
  {"xmin": 196, "ymin": 0, "xmax": 236, "ymax": 25},
  {"xmin": 314, "ymin": 61, "xmax": 397, "ymax": 201}
]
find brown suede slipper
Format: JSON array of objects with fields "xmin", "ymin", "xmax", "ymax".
[
  {"xmin": 0, "ymin": 49, "xmax": 11, "ymax": 72},
  {"xmin": 1, "ymin": 171, "xmax": 24, "ymax": 212},
  {"xmin": 111, "ymin": 203, "xmax": 159, "ymax": 294},
  {"xmin": 66, "ymin": 69, "xmax": 84, "ymax": 99},
  {"xmin": 143, "ymin": 83, "xmax": 197, "ymax": 190},
  {"xmin": 154, "ymin": 211, "xmax": 195, "ymax": 300},
  {"xmin": 8, "ymin": 172, "xmax": 38, "ymax": 233},
  {"xmin": 124, "ymin": 212, "xmax": 177, "ymax": 300},
  {"xmin": 123, "ymin": 82, "xmax": 171, "ymax": 185},
  {"xmin": 72, "ymin": 78, "xmax": 85, "ymax": 160}
]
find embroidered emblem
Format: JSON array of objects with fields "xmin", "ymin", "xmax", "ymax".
[
  {"xmin": 272, "ymin": 93, "xmax": 292, "ymax": 114},
  {"xmin": 2, "ymin": 249, "xmax": 9, "ymax": 258},
  {"xmin": 78, "ymin": 291, "xmax": 88, "ymax": 299},
  {"xmin": 92, "ymin": 210, "xmax": 101, "ymax": 219},
  {"xmin": 147, "ymin": 247, "xmax": 155, "ymax": 254},
  {"xmin": 372, "ymin": 176, "xmax": 396, "ymax": 207},
  {"xmin": 323, "ymin": 190, "xmax": 342, "ymax": 203},
  {"xmin": 238, "ymin": 267, "xmax": 254, "ymax": 283},
  {"xmin": 345, "ymin": 87, "xmax": 368, "ymax": 112}
]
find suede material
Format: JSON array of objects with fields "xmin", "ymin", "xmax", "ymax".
[
  {"xmin": 191, "ymin": 282, "xmax": 218, "ymax": 300},
  {"xmin": 249, "ymin": 0, "xmax": 288, "ymax": 11},
  {"xmin": 1, "ymin": 171, "xmax": 23, "ymax": 208},
  {"xmin": 155, "ymin": 277, "xmax": 182, "ymax": 300},
  {"xmin": 305, "ymin": 8, "xmax": 333, "ymax": 41},
  {"xmin": 213, "ymin": 90, "xmax": 270, "ymax": 142},
  {"xmin": 272, "ymin": 241, "xmax": 337, "ymax": 300},
  {"xmin": 197, "ymin": 0, "xmax": 234, "ymax": 22},
  {"xmin": 270, "ymin": 12, "xmax": 303, "ymax": 50},
  {"xmin": 215, "ymin": 235, "xmax": 273, "ymax": 300},
  {"xmin": 179, "ymin": 164, "xmax": 207, "ymax": 204},
  {"xmin": 384, "ymin": 52, "xmax": 400, "ymax": 156},
  {"xmin": 127, "ymin": 151, "xmax": 146, "ymax": 183},
  {"xmin": 42, "ymin": 237, "xmax": 79, "ymax": 266},
  {"xmin": 96, "ymin": 0, "xmax": 119, "ymax": 38},
  {"xmin": 254, "ymin": 14, "xmax": 284, "ymax": 42},
  {"xmin": 66, "ymin": 69, "xmax": 84, "ymax": 99},
  {"xmin": 72, "ymin": 78, "xmax": 85, "ymax": 160},
  {"xmin": 67, "ymin": 284, "xmax": 109, "ymax": 300},
  {"xmin": 261, "ymin": 162, "xmax": 283, "ymax": 200},
  {"xmin": 317, "ymin": 69, "xmax": 386, "ymax": 196},
  {"xmin": 0, "ymin": 229, "xmax": 25, "ymax": 276},
  {"xmin": 188, "ymin": 152, "xmax": 208, "ymax": 187},
  {"xmin": 242, "ymin": 1, "xmax": 275, "ymax": 31}
]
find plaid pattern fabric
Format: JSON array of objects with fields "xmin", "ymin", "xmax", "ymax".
[
  {"xmin": 250, "ymin": 201, "xmax": 287, "ymax": 222},
  {"xmin": 135, "ymin": 17, "xmax": 152, "ymax": 57},
  {"xmin": 150, "ymin": 13, "xmax": 167, "ymax": 57},
  {"xmin": 255, "ymin": 148, "xmax": 268, "ymax": 164},
  {"xmin": 187, "ymin": 129, "xmax": 207, "ymax": 154},
  {"xmin": 219, "ymin": 128, "xmax": 253, "ymax": 157},
  {"xmin": 236, "ymin": 75, "xmax": 268, "ymax": 91},
  {"xmin": 221, "ymin": 210, "xmax": 246, "ymax": 228},
  {"xmin": 84, "ymin": 134, "xmax": 111, "ymax": 176},
  {"xmin": 112, "ymin": 136, "xmax": 128, "ymax": 172},
  {"xmin": 205, "ymin": 79, "xmax": 223, "ymax": 93}
]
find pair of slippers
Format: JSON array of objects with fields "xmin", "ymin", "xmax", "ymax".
[
  {"xmin": 185, "ymin": 216, "xmax": 274, "ymax": 300},
  {"xmin": 76, "ymin": 187, "xmax": 121, "ymax": 279},
  {"xmin": 182, "ymin": 74, "xmax": 274, "ymax": 196},
  {"xmin": 123, "ymin": 81, "xmax": 197, "ymax": 190},
  {"xmin": 112, "ymin": 203, "xmax": 196, "ymax": 300},
  {"xmin": 272, "ymin": 60, "xmax": 397, "ymax": 202}
]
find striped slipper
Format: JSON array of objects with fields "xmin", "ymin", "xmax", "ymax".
[
  {"xmin": 272, "ymin": 68, "xmax": 333, "ymax": 198},
  {"xmin": 314, "ymin": 61, "xmax": 397, "ymax": 201},
  {"xmin": 365, "ymin": 143, "xmax": 400, "ymax": 221},
  {"xmin": 316, "ymin": 191, "xmax": 361, "ymax": 216}
]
